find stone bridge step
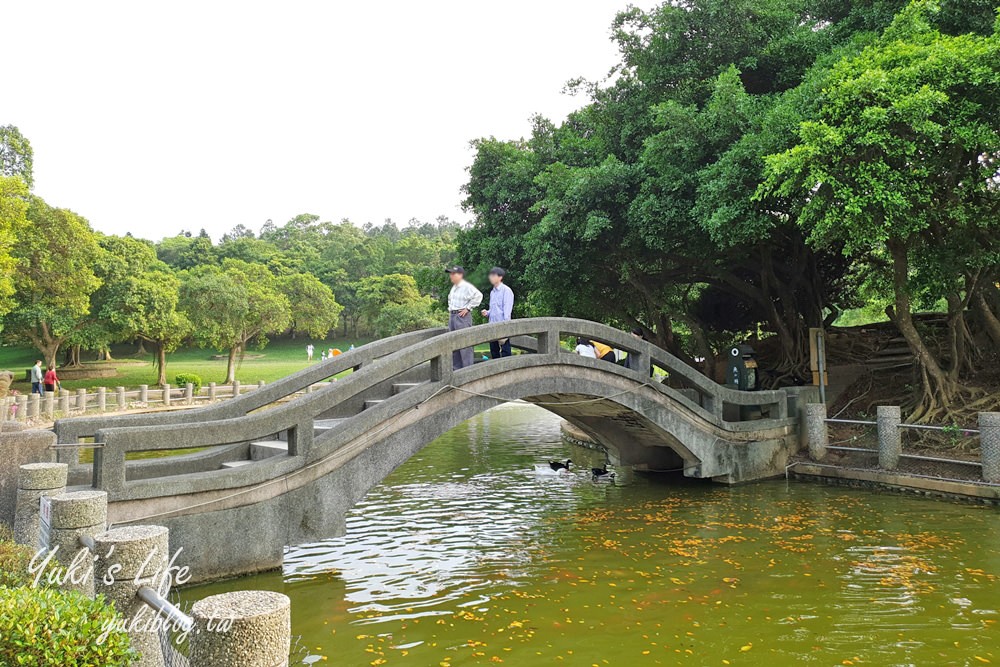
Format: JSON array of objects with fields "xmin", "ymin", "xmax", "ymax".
[
  {"xmin": 220, "ymin": 460, "xmax": 254, "ymax": 469},
  {"xmin": 392, "ymin": 383, "xmax": 422, "ymax": 395},
  {"xmin": 363, "ymin": 399, "xmax": 386, "ymax": 410},
  {"xmin": 250, "ymin": 440, "xmax": 289, "ymax": 460},
  {"xmin": 314, "ymin": 418, "xmax": 348, "ymax": 433}
]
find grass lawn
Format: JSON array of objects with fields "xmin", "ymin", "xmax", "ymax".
[
  {"xmin": 0, "ymin": 337, "xmax": 374, "ymax": 392},
  {"xmin": 1, "ymin": 336, "xmax": 497, "ymax": 393}
]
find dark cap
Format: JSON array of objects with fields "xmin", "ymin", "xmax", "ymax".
[
  {"xmin": 488, "ymin": 266, "xmax": 506, "ymax": 277},
  {"xmin": 444, "ymin": 266, "xmax": 465, "ymax": 275}
]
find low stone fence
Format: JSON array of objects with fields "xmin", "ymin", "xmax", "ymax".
[
  {"xmin": 13, "ymin": 463, "xmax": 292, "ymax": 667},
  {"xmin": 800, "ymin": 404, "xmax": 1000, "ymax": 499},
  {"xmin": 0, "ymin": 379, "xmax": 327, "ymax": 426}
]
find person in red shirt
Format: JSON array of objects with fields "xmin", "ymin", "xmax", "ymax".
[{"xmin": 43, "ymin": 366, "xmax": 60, "ymax": 394}]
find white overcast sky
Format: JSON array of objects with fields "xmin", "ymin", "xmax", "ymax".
[{"xmin": 5, "ymin": 1, "xmax": 655, "ymax": 241}]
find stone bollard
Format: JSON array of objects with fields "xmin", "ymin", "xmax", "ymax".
[
  {"xmin": 77, "ymin": 388, "xmax": 87, "ymax": 413},
  {"xmin": 13, "ymin": 463, "xmax": 68, "ymax": 546},
  {"xmin": 140, "ymin": 384, "xmax": 149, "ymax": 404},
  {"xmin": 59, "ymin": 390, "xmax": 71, "ymax": 417},
  {"xmin": 117, "ymin": 386, "xmax": 127, "ymax": 411},
  {"xmin": 877, "ymin": 405, "xmax": 902, "ymax": 470},
  {"xmin": 97, "ymin": 387, "xmax": 107, "ymax": 412},
  {"xmin": 189, "ymin": 590, "xmax": 291, "ymax": 667},
  {"xmin": 15, "ymin": 394, "xmax": 27, "ymax": 422},
  {"xmin": 232, "ymin": 380, "xmax": 241, "ymax": 397},
  {"xmin": 44, "ymin": 393, "xmax": 55, "ymax": 420},
  {"xmin": 805, "ymin": 403, "xmax": 828, "ymax": 460},
  {"xmin": 48, "ymin": 490, "xmax": 108, "ymax": 597},
  {"xmin": 208, "ymin": 382, "xmax": 217, "ymax": 402},
  {"xmin": 980, "ymin": 412, "xmax": 1000, "ymax": 483},
  {"xmin": 162, "ymin": 384, "xmax": 171, "ymax": 407},
  {"xmin": 94, "ymin": 526, "xmax": 170, "ymax": 667},
  {"xmin": 28, "ymin": 393, "xmax": 40, "ymax": 420},
  {"xmin": 185, "ymin": 382, "xmax": 194, "ymax": 405}
]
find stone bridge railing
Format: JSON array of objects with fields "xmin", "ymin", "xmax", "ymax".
[{"xmin": 58, "ymin": 318, "xmax": 796, "ymax": 502}]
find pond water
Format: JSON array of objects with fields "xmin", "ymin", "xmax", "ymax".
[{"xmin": 182, "ymin": 405, "xmax": 1000, "ymax": 666}]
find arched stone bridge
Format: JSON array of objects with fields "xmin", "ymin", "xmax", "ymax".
[{"xmin": 56, "ymin": 318, "xmax": 815, "ymax": 582}]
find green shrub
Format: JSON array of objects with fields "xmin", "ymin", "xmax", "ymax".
[
  {"xmin": 0, "ymin": 525, "xmax": 34, "ymax": 588},
  {"xmin": 0, "ymin": 586, "xmax": 137, "ymax": 665},
  {"xmin": 174, "ymin": 373, "xmax": 203, "ymax": 393}
]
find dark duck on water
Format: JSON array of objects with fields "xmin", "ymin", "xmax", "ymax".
[
  {"xmin": 591, "ymin": 465, "xmax": 615, "ymax": 480},
  {"xmin": 549, "ymin": 459, "xmax": 572, "ymax": 472}
]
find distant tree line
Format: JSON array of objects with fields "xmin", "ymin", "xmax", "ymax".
[
  {"xmin": 458, "ymin": 0, "xmax": 1000, "ymax": 420},
  {"xmin": 0, "ymin": 128, "xmax": 457, "ymax": 384}
]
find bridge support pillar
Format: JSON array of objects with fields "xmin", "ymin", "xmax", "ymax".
[
  {"xmin": 189, "ymin": 590, "xmax": 291, "ymax": 667},
  {"xmin": 94, "ymin": 525, "xmax": 170, "ymax": 667},
  {"xmin": 13, "ymin": 463, "xmax": 67, "ymax": 547},
  {"xmin": 805, "ymin": 403, "xmax": 828, "ymax": 460},
  {"xmin": 877, "ymin": 405, "xmax": 902, "ymax": 470},
  {"xmin": 48, "ymin": 490, "xmax": 108, "ymax": 597},
  {"xmin": 980, "ymin": 412, "xmax": 1000, "ymax": 483}
]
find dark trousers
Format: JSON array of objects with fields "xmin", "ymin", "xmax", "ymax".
[
  {"xmin": 31, "ymin": 382, "xmax": 43, "ymax": 395},
  {"xmin": 449, "ymin": 311, "xmax": 474, "ymax": 369},
  {"xmin": 490, "ymin": 339, "xmax": 512, "ymax": 359}
]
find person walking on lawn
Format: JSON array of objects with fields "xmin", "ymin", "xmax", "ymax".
[
  {"xmin": 30, "ymin": 360, "xmax": 45, "ymax": 396},
  {"xmin": 43, "ymin": 365, "xmax": 61, "ymax": 394},
  {"xmin": 445, "ymin": 266, "xmax": 483, "ymax": 370},
  {"xmin": 480, "ymin": 267, "xmax": 514, "ymax": 359}
]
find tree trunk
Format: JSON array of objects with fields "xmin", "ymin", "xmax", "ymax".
[
  {"xmin": 887, "ymin": 241, "xmax": 957, "ymax": 421},
  {"xmin": 135, "ymin": 339, "xmax": 148, "ymax": 356},
  {"xmin": 156, "ymin": 343, "xmax": 168, "ymax": 387},
  {"xmin": 976, "ymin": 291, "xmax": 1000, "ymax": 347},
  {"xmin": 225, "ymin": 346, "xmax": 238, "ymax": 384}
]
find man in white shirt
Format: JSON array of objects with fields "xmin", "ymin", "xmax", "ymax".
[
  {"xmin": 445, "ymin": 266, "xmax": 483, "ymax": 369},
  {"xmin": 574, "ymin": 339, "xmax": 597, "ymax": 358}
]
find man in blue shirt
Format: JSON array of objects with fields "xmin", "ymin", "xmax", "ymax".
[{"xmin": 480, "ymin": 267, "xmax": 514, "ymax": 359}]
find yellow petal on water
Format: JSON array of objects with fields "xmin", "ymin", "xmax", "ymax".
[
  {"xmin": 740, "ymin": 644, "xmax": 752, "ymax": 652},
  {"xmin": 974, "ymin": 658, "xmax": 990, "ymax": 664}
]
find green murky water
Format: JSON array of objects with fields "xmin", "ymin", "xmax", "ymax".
[{"xmin": 183, "ymin": 405, "xmax": 1000, "ymax": 666}]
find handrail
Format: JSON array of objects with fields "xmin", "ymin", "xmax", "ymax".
[
  {"xmin": 90, "ymin": 318, "xmax": 791, "ymax": 497},
  {"xmin": 55, "ymin": 327, "xmax": 447, "ymax": 442}
]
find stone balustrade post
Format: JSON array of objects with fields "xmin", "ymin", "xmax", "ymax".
[
  {"xmin": 805, "ymin": 403, "xmax": 828, "ymax": 461},
  {"xmin": 76, "ymin": 388, "xmax": 87, "ymax": 413},
  {"xmin": 97, "ymin": 386, "xmax": 107, "ymax": 412},
  {"xmin": 44, "ymin": 392, "xmax": 55, "ymax": 420},
  {"xmin": 117, "ymin": 386, "xmax": 127, "ymax": 410},
  {"xmin": 59, "ymin": 390, "xmax": 71, "ymax": 417},
  {"xmin": 48, "ymin": 490, "xmax": 108, "ymax": 597},
  {"xmin": 94, "ymin": 526, "xmax": 170, "ymax": 667},
  {"xmin": 877, "ymin": 405, "xmax": 902, "ymax": 469},
  {"xmin": 258, "ymin": 380, "xmax": 265, "ymax": 390},
  {"xmin": 13, "ymin": 463, "xmax": 68, "ymax": 546},
  {"xmin": 140, "ymin": 384, "xmax": 149, "ymax": 404},
  {"xmin": 185, "ymin": 382, "xmax": 194, "ymax": 405},
  {"xmin": 232, "ymin": 380, "xmax": 241, "ymax": 397},
  {"xmin": 208, "ymin": 382, "xmax": 217, "ymax": 402},
  {"xmin": 162, "ymin": 384, "xmax": 171, "ymax": 407},
  {"xmin": 15, "ymin": 394, "xmax": 27, "ymax": 422},
  {"xmin": 28, "ymin": 393, "xmax": 40, "ymax": 420},
  {"xmin": 980, "ymin": 412, "xmax": 1000, "ymax": 483},
  {"xmin": 189, "ymin": 590, "xmax": 291, "ymax": 667}
]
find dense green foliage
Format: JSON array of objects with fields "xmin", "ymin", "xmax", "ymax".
[
  {"xmin": 0, "ymin": 586, "xmax": 137, "ymax": 666},
  {"xmin": 174, "ymin": 372, "xmax": 203, "ymax": 393},
  {"xmin": 0, "ymin": 526, "xmax": 33, "ymax": 588},
  {"xmin": 460, "ymin": 0, "xmax": 1000, "ymax": 415}
]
